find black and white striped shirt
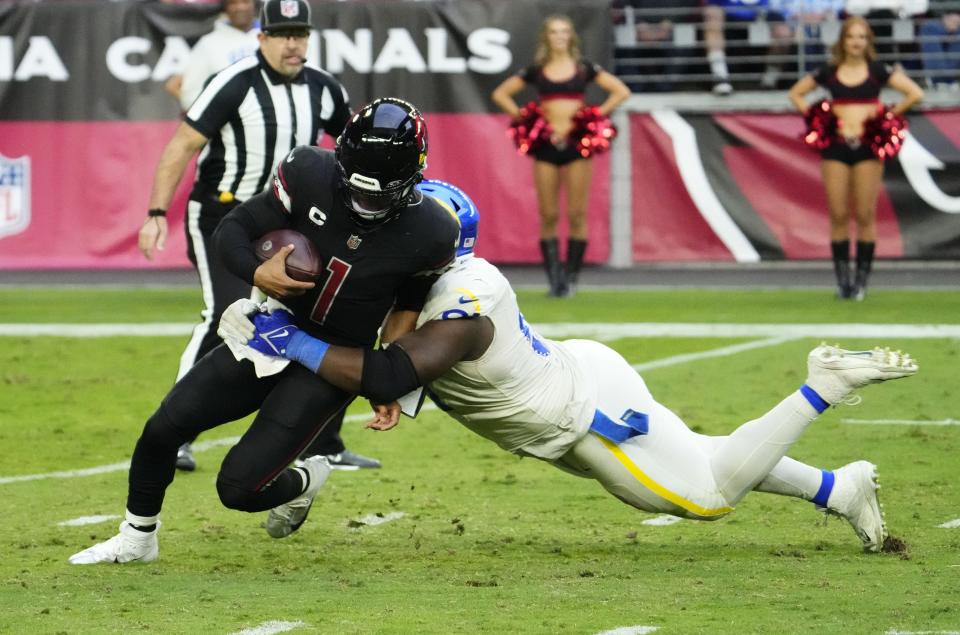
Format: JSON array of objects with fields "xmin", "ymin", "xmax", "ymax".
[{"xmin": 185, "ymin": 50, "xmax": 351, "ymax": 202}]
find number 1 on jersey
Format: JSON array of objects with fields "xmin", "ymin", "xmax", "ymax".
[{"xmin": 310, "ymin": 257, "xmax": 352, "ymax": 324}]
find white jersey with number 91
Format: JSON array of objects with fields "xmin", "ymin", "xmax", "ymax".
[{"xmin": 416, "ymin": 257, "xmax": 596, "ymax": 460}]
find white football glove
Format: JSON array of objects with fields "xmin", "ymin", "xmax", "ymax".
[{"xmin": 218, "ymin": 298, "xmax": 263, "ymax": 345}]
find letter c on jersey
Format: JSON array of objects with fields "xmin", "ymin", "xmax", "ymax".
[{"xmin": 308, "ymin": 206, "xmax": 327, "ymax": 227}]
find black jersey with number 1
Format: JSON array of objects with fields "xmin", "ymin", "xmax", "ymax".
[{"xmin": 215, "ymin": 146, "xmax": 460, "ymax": 348}]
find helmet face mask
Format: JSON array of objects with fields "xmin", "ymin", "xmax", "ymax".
[{"xmin": 336, "ymin": 97, "xmax": 427, "ymax": 224}]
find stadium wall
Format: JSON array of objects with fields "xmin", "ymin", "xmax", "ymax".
[{"xmin": 0, "ymin": 0, "xmax": 957, "ymax": 269}]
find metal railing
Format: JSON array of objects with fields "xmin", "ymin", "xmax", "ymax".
[{"xmin": 612, "ymin": 2, "xmax": 960, "ymax": 91}]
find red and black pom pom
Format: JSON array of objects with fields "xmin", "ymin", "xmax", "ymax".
[
  {"xmin": 862, "ymin": 105, "xmax": 908, "ymax": 160},
  {"xmin": 801, "ymin": 100, "xmax": 840, "ymax": 151},
  {"xmin": 570, "ymin": 105, "xmax": 618, "ymax": 158},
  {"xmin": 506, "ymin": 102, "xmax": 552, "ymax": 156}
]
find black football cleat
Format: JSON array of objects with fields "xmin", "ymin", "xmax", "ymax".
[{"xmin": 175, "ymin": 443, "xmax": 196, "ymax": 472}]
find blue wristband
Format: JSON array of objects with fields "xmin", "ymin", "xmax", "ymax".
[{"xmin": 285, "ymin": 330, "xmax": 329, "ymax": 374}]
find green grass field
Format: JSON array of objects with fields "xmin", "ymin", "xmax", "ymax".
[{"xmin": 1, "ymin": 287, "xmax": 958, "ymax": 634}]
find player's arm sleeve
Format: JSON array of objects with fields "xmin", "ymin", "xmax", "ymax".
[
  {"xmin": 321, "ymin": 318, "xmax": 478, "ymax": 403},
  {"xmin": 293, "ymin": 338, "xmax": 419, "ymax": 405},
  {"xmin": 306, "ymin": 277, "xmax": 485, "ymax": 401},
  {"xmin": 215, "ymin": 190, "xmax": 290, "ymax": 283},
  {"xmin": 215, "ymin": 148, "xmax": 312, "ymax": 281}
]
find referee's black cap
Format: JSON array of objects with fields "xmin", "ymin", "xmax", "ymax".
[{"xmin": 260, "ymin": 0, "xmax": 312, "ymax": 33}]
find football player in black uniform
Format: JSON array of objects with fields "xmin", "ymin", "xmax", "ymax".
[{"xmin": 69, "ymin": 98, "xmax": 460, "ymax": 564}]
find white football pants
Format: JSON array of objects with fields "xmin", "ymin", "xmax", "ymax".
[{"xmin": 556, "ymin": 340, "xmax": 823, "ymax": 520}]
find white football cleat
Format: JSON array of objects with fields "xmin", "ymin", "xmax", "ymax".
[
  {"xmin": 805, "ymin": 344, "xmax": 918, "ymax": 405},
  {"xmin": 823, "ymin": 461, "xmax": 887, "ymax": 552},
  {"xmin": 265, "ymin": 455, "xmax": 331, "ymax": 539},
  {"xmin": 68, "ymin": 521, "xmax": 159, "ymax": 565}
]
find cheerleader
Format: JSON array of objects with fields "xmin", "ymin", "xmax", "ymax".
[
  {"xmin": 491, "ymin": 14, "xmax": 630, "ymax": 297},
  {"xmin": 788, "ymin": 16, "xmax": 923, "ymax": 300}
]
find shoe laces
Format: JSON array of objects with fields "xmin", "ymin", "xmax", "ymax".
[
  {"xmin": 287, "ymin": 496, "xmax": 312, "ymax": 510},
  {"xmin": 838, "ymin": 394, "xmax": 863, "ymax": 407}
]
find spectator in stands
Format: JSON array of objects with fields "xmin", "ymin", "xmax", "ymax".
[
  {"xmin": 920, "ymin": 4, "xmax": 960, "ymax": 88},
  {"xmin": 766, "ymin": 0, "xmax": 846, "ymax": 84},
  {"xmin": 703, "ymin": 0, "xmax": 793, "ymax": 94},
  {"xmin": 788, "ymin": 15, "xmax": 923, "ymax": 300},
  {"xmin": 164, "ymin": 0, "xmax": 260, "ymax": 110},
  {"xmin": 490, "ymin": 14, "xmax": 630, "ymax": 297},
  {"xmin": 611, "ymin": 0, "xmax": 701, "ymax": 92}
]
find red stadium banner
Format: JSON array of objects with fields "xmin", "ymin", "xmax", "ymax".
[
  {"xmin": 1, "ymin": 1, "xmax": 958, "ymax": 267},
  {"xmin": 0, "ymin": 115, "xmax": 611, "ymax": 268},
  {"xmin": 629, "ymin": 110, "xmax": 960, "ymax": 262},
  {"xmin": 0, "ymin": 0, "xmax": 612, "ymax": 269}
]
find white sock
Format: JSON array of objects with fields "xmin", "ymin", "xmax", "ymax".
[
  {"xmin": 754, "ymin": 456, "xmax": 824, "ymax": 499},
  {"xmin": 708, "ymin": 50, "xmax": 729, "ymax": 79},
  {"xmin": 125, "ymin": 510, "xmax": 159, "ymax": 530},
  {"xmin": 709, "ymin": 391, "xmax": 819, "ymax": 505}
]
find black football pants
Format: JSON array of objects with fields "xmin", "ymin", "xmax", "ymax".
[
  {"xmin": 181, "ymin": 191, "xmax": 349, "ymax": 451},
  {"xmin": 126, "ymin": 344, "xmax": 354, "ymax": 517}
]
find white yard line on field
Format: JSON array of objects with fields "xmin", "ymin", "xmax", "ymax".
[
  {"xmin": 229, "ymin": 621, "xmax": 305, "ymax": 635},
  {"xmin": 0, "ymin": 414, "xmax": 363, "ymax": 485},
  {"xmin": 641, "ymin": 515, "xmax": 683, "ymax": 526},
  {"xmin": 57, "ymin": 514, "xmax": 121, "ymax": 527},
  {"xmin": 536, "ymin": 322, "xmax": 960, "ymax": 340},
  {"xmin": 631, "ymin": 336, "xmax": 796, "ymax": 372},
  {"xmin": 886, "ymin": 631, "xmax": 960, "ymax": 635},
  {"xmin": 349, "ymin": 511, "xmax": 406, "ymax": 528},
  {"xmin": 938, "ymin": 519, "xmax": 960, "ymax": 529},
  {"xmin": 3, "ymin": 323, "xmax": 196, "ymax": 337},
  {"xmin": 4, "ymin": 322, "xmax": 960, "ymax": 339},
  {"xmin": 595, "ymin": 626, "xmax": 659, "ymax": 635},
  {"xmin": 0, "ymin": 323, "xmax": 939, "ymax": 486},
  {"xmin": 841, "ymin": 418, "xmax": 960, "ymax": 426}
]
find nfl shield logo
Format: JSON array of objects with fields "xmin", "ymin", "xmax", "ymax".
[
  {"xmin": 0, "ymin": 154, "xmax": 30, "ymax": 240},
  {"xmin": 280, "ymin": 0, "xmax": 300, "ymax": 18},
  {"xmin": 346, "ymin": 234, "xmax": 362, "ymax": 250}
]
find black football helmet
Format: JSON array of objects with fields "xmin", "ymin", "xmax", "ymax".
[{"xmin": 335, "ymin": 97, "xmax": 428, "ymax": 224}]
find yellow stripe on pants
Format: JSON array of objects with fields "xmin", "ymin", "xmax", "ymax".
[{"xmin": 595, "ymin": 434, "xmax": 734, "ymax": 518}]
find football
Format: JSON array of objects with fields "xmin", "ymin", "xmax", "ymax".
[{"xmin": 253, "ymin": 229, "xmax": 323, "ymax": 282}]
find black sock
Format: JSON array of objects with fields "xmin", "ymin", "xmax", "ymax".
[
  {"xmin": 130, "ymin": 523, "xmax": 156, "ymax": 533},
  {"xmin": 295, "ymin": 466, "xmax": 311, "ymax": 494}
]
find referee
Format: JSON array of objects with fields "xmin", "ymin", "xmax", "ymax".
[{"xmin": 137, "ymin": 0, "xmax": 377, "ymax": 472}]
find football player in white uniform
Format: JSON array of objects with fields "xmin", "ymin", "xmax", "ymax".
[{"xmin": 224, "ymin": 179, "xmax": 918, "ymax": 552}]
